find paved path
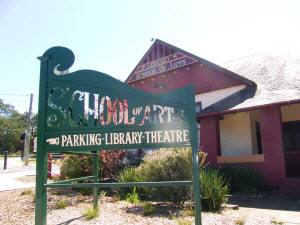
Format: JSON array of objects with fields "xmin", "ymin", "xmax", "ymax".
[
  {"xmin": 226, "ymin": 195, "xmax": 300, "ymax": 224},
  {"xmin": 0, "ymin": 157, "xmax": 60, "ymax": 192}
]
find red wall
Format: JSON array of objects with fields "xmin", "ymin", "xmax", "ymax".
[
  {"xmin": 216, "ymin": 106, "xmax": 286, "ymax": 187},
  {"xmin": 259, "ymin": 106, "xmax": 286, "ymax": 185},
  {"xmin": 200, "ymin": 116, "xmax": 220, "ymax": 165},
  {"xmin": 201, "ymin": 106, "xmax": 286, "ymax": 187},
  {"xmin": 130, "ymin": 64, "xmax": 245, "ymax": 95}
]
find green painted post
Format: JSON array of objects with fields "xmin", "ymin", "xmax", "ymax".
[
  {"xmin": 35, "ymin": 56, "xmax": 50, "ymax": 225},
  {"xmin": 187, "ymin": 85, "xmax": 202, "ymax": 225},
  {"xmin": 35, "ymin": 153, "xmax": 48, "ymax": 225},
  {"xmin": 92, "ymin": 151, "xmax": 99, "ymax": 209}
]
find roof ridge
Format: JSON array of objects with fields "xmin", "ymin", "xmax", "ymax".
[{"xmin": 125, "ymin": 39, "xmax": 256, "ymax": 87}]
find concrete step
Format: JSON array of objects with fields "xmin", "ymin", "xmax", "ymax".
[
  {"xmin": 273, "ymin": 190, "xmax": 300, "ymax": 197},
  {"xmin": 273, "ymin": 178, "xmax": 300, "ymax": 197},
  {"xmin": 286, "ymin": 178, "xmax": 300, "ymax": 182}
]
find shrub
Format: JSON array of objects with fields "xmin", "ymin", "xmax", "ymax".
[
  {"xmin": 55, "ymin": 200, "xmax": 67, "ymax": 209},
  {"xmin": 116, "ymin": 167, "xmax": 145, "ymax": 198},
  {"xmin": 270, "ymin": 217, "xmax": 284, "ymax": 225},
  {"xmin": 183, "ymin": 206, "xmax": 195, "ymax": 217},
  {"xmin": 60, "ymin": 154, "xmax": 102, "ymax": 181},
  {"xmin": 125, "ymin": 187, "xmax": 140, "ymax": 204},
  {"xmin": 20, "ymin": 189, "xmax": 32, "ymax": 196},
  {"xmin": 136, "ymin": 147, "xmax": 207, "ymax": 206},
  {"xmin": 53, "ymin": 190, "xmax": 62, "ymax": 195},
  {"xmin": 218, "ymin": 166, "xmax": 269, "ymax": 193},
  {"xmin": 143, "ymin": 202, "xmax": 154, "ymax": 216},
  {"xmin": 100, "ymin": 190, "xmax": 106, "ymax": 197},
  {"xmin": 80, "ymin": 188, "xmax": 93, "ymax": 196},
  {"xmin": 100, "ymin": 150, "xmax": 125, "ymax": 179},
  {"xmin": 60, "ymin": 150, "xmax": 125, "ymax": 182},
  {"xmin": 200, "ymin": 168, "xmax": 229, "ymax": 211}
]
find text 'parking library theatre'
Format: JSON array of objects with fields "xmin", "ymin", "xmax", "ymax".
[{"xmin": 125, "ymin": 39, "xmax": 300, "ymax": 194}]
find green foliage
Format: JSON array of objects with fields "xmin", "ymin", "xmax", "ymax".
[
  {"xmin": 53, "ymin": 190, "xmax": 62, "ymax": 195},
  {"xmin": 270, "ymin": 217, "xmax": 285, "ymax": 225},
  {"xmin": 80, "ymin": 188, "xmax": 92, "ymax": 196},
  {"xmin": 117, "ymin": 167, "xmax": 145, "ymax": 197},
  {"xmin": 0, "ymin": 100, "xmax": 28, "ymax": 153},
  {"xmin": 55, "ymin": 200, "xmax": 67, "ymax": 209},
  {"xmin": 100, "ymin": 190, "xmax": 106, "ymax": 197},
  {"xmin": 20, "ymin": 189, "xmax": 32, "ymax": 195},
  {"xmin": 60, "ymin": 154, "xmax": 103, "ymax": 181},
  {"xmin": 136, "ymin": 147, "xmax": 207, "ymax": 206},
  {"xmin": 126, "ymin": 187, "xmax": 140, "ymax": 204},
  {"xmin": 218, "ymin": 166, "xmax": 269, "ymax": 193},
  {"xmin": 60, "ymin": 150, "xmax": 125, "ymax": 182},
  {"xmin": 183, "ymin": 206, "xmax": 195, "ymax": 217},
  {"xmin": 83, "ymin": 205, "xmax": 99, "ymax": 220},
  {"xmin": 200, "ymin": 168, "xmax": 229, "ymax": 211},
  {"xmin": 143, "ymin": 202, "xmax": 154, "ymax": 216},
  {"xmin": 170, "ymin": 211, "xmax": 193, "ymax": 225}
]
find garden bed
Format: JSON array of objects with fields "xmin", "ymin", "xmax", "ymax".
[{"xmin": 0, "ymin": 188, "xmax": 276, "ymax": 225}]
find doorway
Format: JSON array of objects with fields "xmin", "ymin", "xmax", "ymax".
[{"xmin": 283, "ymin": 121, "xmax": 300, "ymax": 177}]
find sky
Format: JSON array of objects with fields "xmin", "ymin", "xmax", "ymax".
[{"xmin": 0, "ymin": 0, "xmax": 299, "ymax": 114}]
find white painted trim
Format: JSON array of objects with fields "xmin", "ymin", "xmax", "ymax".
[{"xmin": 195, "ymin": 85, "xmax": 246, "ymax": 110}]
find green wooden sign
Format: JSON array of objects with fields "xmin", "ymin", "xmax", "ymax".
[{"xmin": 35, "ymin": 47, "xmax": 201, "ymax": 224}]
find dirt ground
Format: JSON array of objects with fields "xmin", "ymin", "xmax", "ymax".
[{"xmin": 1, "ymin": 186, "xmax": 300, "ymax": 225}]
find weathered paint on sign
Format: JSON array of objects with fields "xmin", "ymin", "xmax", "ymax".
[
  {"xmin": 40, "ymin": 50, "xmax": 193, "ymax": 152},
  {"xmin": 128, "ymin": 52, "xmax": 197, "ymax": 83},
  {"xmin": 35, "ymin": 46, "xmax": 201, "ymax": 225},
  {"xmin": 45, "ymin": 85, "xmax": 190, "ymax": 151}
]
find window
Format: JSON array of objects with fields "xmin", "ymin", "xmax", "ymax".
[
  {"xmin": 255, "ymin": 122, "xmax": 263, "ymax": 154},
  {"xmin": 196, "ymin": 102, "xmax": 202, "ymax": 113}
]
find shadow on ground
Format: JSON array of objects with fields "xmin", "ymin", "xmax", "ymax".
[{"xmin": 228, "ymin": 195, "xmax": 300, "ymax": 212}]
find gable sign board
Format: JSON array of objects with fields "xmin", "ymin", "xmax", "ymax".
[
  {"xmin": 128, "ymin": 52, "xmax": 198, "ymax": 83},
  {"xmin": 35, "ymin": 47, "xmax": 201, "ymax": 225}
]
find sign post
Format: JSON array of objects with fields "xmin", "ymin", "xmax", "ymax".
[{"xmin": 35, "ymin": 47, "xmax": 201, "ymax": 225}]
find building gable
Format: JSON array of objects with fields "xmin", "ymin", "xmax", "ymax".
[{"xmin": 125, "ymin": 39, "xmax": 255, "ymax": 95}]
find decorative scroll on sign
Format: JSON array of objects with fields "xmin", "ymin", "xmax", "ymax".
[{"xmin": 39, "ymin": 47, "xmax": 195, "ymax": 152}]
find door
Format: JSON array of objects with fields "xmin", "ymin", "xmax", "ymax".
[{"xmin": 283, "ymin": 121, "xmax": 300, "ymax": 177}]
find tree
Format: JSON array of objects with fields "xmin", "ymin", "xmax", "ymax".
[
  {"xmin": 0, "ymin": 99, "xmax": 27, "ymax": 153},
  {"xmin": 0, "ymin": 99, "xmax": 15, "ymax": 117}
]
